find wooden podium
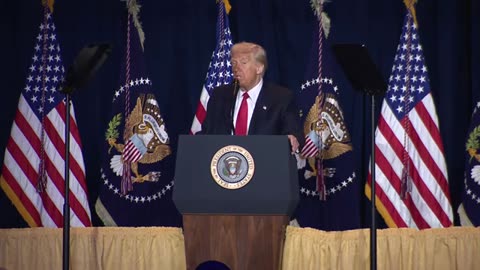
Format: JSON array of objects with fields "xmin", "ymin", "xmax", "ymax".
[{"xmin": 173, "ymin": 135, "xmax": 299, "ymax": 270}]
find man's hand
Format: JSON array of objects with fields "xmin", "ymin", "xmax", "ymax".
[{"xmin": 287, "ymin": 134, "xmax": 300, "ymax": 155}]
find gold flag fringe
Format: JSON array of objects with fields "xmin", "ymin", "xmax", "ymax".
[
  {"xmin": 403, "ymin": 0, "xmax": 419, "ymax": 26},
  {"xmin": 222, "ymin": 0, "xmax": 232, "ymax": 14},
  {"xmin": 42, "ymin": 0, "xmax": 54, "ymax": 13}
]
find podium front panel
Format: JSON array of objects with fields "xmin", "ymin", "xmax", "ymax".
[{"xmin": 173, "ymin": 135, "xmax": 299, "ymax": 216}]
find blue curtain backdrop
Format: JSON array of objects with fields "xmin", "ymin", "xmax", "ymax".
[{"xmin": 0, "ymin": 0, "xmax": 478, "ymax": 228}]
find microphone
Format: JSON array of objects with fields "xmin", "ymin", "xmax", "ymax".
[
  {"xmin": 230, "ymin": 79, "xmax": 239, "ymax": 134},
  {"xmin": 232, "ymin": 78, "xmax": 239, "ymax": 99}
]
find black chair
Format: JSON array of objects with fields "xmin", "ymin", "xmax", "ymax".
[{"xmin": 195, "ymin": 260, "xmax": 230, "ymax": 270}]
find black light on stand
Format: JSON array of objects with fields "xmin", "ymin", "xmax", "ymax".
[
  {"xmin": 60, "ymin": 43, "xmax": 111, "ymax": 270},
  {"xmin": 332, "ymin": 44, "xmax": 387, "ymax": 270}
]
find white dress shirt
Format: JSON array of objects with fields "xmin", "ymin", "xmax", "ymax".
[{"xmin": 233, "ymin": 79, "xmax": 263, "ymax": 134}]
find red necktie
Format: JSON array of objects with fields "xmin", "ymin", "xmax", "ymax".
[{"xmin": 235, "ymin": 92, "xmax": 249, "ymax": 135}]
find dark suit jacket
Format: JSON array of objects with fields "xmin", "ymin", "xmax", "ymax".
[{"xmin": 201, "ymin": 82, "xmax": 303, "ymax": 144}]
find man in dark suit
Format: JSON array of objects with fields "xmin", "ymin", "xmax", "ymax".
[{"xmin": 201, "ymin": 42, "xmax": 302, "ymax": 153}]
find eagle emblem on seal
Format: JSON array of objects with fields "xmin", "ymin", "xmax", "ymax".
[
  {"xmin": 466, "ymin": 125, "xmax": 480, "ymax": 185},
  {"xmin": 105, "ymin": 93, "xmax": 171, "ymax": 192},
  {"xmin": 223, "ymin": 156, "xmax": 243, "ymax": 179},
  {"xmin": 299, "ymin": 93, "xmax": 353, "ymax": 179}
]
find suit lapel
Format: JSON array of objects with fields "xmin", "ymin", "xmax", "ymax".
[{"xmin": 248, "ymin": 83, "xmax": 270, "ymax": 134}]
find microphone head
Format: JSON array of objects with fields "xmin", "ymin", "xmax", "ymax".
[{"xmin": 233, "ymin": 79, "xmax": 239, "ymax": 95}]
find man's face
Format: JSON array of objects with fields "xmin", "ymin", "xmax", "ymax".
[{"xmin": 231, "ymin": 52, "xmax": 263, "ymax": 91}]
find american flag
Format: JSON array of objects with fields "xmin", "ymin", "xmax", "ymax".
[
  {"xmin": 0, "ymin": 8, "xmax": 91, "ymax": 227},
  {"xmin": 190, "ymin": 0, "xmax": 233, "ymax": 134},
  {"xmin": 366, "ymin": 12, "xmax": 453, "ymax": 228}
]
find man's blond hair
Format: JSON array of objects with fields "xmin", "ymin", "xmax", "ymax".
[{"xmin": 231, "ymin": 42, "xmax": 268, "ymax": 75}]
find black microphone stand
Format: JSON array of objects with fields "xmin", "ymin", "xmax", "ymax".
[
  {"xmin": 369, "ymin": 94, "xmax": 377, "ymax": 270},
  {"xmin": 62, "ymin": 92, "xmax": 72, "ymax": 270},
  {"xmin": 60, "ymin": 43, "xmax": 111, "ymax": 270},
  {"xmin": 332, "ymin": 44, "xmax": 387, "ymax": 270},
  {"xmin": 230, "ymin": 79, "xmax": 239, "ymax": 134}
]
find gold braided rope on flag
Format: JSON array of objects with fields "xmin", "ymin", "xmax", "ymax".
[
  {"xmin": 42, "ymin": 0, "xmax": 54, "ymax": 13},
  {"xmin": 403, "ymin": 0, "xmax": 418, "ymax": 26}
]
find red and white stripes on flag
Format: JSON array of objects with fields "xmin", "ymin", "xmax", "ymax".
[
  {"xmin": 190, "ymin": 85, "xmax": 212, "ymax": 135},
  {"xmin": 301, "ymin": 131, "xmax": 320, "ymax": 158},
  {"xmin": 0, "ymin": 9, "xmax": 91, "ymax": 228},
  {"xmin": 190, "ymin": 1, "xmax": 233, "ymax": 134},
  {"xmin": 365, "ymin": 12, "xmax": 453, "ymax": 229},
  {"xmin": 123, "ymin": 139, "xmax": 143, "ymax": 163}
]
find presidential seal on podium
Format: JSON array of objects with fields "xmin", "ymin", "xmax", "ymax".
[{"xmin": 210, "ymin": 145, "xmax": 255, "ymax": 189}]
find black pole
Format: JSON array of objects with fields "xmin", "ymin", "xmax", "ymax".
[
  {"xmin": 370, "ymin": 94, "xmax": 377, "ymax": 270},
  {"xmin": 59, "ymin": 43, "xmax": 111, "ymax": 270},
  {"xmin": 330, "ymin": 43, "xmax": 385, "ymax": 270},
  {"xmin": 62, "ymin": 93, "xmax": 71, "ymax": 270}
]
